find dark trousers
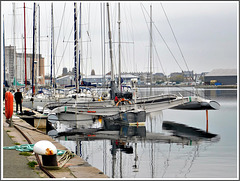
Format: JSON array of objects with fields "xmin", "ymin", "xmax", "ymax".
[{"xmin": 16, "ymin": 102, "xmax": 22, "ymax": 113}]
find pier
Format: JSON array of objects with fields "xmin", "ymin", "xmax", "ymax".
[{"xmin": 3, "ymin": 106, "xmax": 108, "ymax": 178}]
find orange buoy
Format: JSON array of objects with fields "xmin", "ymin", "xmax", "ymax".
[{"xmin": 5, "ymin": 91, "xmax": 14, "ymax": 119}]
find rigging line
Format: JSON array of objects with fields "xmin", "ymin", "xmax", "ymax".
[
  {"xmin": 121, "ymin": 6, "xmax": 136, "ymax": 72},
  {"xmin": 160, "ymin": 4, "xmax": 196, "ymax": 95},
  {"xmin": 160, "ymin": 3, "xmax": 191, "ymax": 76},
  {"xmin": 141, "ymin": 3, "xmax": 184, "ymax": 73},
  {"xmin": 53, "ymin": 3, "xmax": 66, "ymax": 59},
  {"xmin": 127, "ymin": 5, "xmax": 136, "ymax": 72},
  {"xmin": 100, "ymin": 3, "xmax": 104, "ymax": 82},
  {"xmin": 89, "ymin": 5, "xmax": 93, "ymax": 77},
  {"xmin": 56, "ymin": 3, "xmax": 82, "ymax": 76},
  {"xmin": 153, "ymin": 18, "xmax": 184, "ymax": 73},
  {"xmin": 63, "ymin": 4, "xmax": 73, "ymax": 42},
  {"xmin": 123, "ymin": 5, "xmax": 134, "ymax": 72},
  {"xmin": 56, "ymin": 6, "xmax": 76, "ymax": 75},
  {"xmin": 140, "ymin": 4, "xmax": 166, "ymax": 76}
]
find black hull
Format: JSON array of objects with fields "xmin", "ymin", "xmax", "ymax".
[
  {"xmin": 171, "ymin": 100, "xmax": 220, "ymax": 110},
  {"xmin": 162, "ymin": 121, "xmax": 219, "ymax": 141}
]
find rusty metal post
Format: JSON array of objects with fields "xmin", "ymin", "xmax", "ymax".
[{"xmin": 206, "ymin": 110, "xmax": 208, "ymax": 133}]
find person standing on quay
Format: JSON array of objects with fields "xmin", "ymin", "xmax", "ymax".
[{"xmin": 14, "ymin": 88, "xmax": 23, "ymax": 114}]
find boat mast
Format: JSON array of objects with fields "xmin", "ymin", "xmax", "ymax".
[
  {"xmin": 74, "ymin": 2, "xmax": 79, "ymax": 93},
  {"xmin": 34, "ymin": 6, "xmax": 37, "ymax": 94},
  {"xmin": 150, "ymin": 5, "xmax": 153, "ymax": 96},
  {"xmin": 106, "ymin": 3, "xmax": 115, "ymax": 99},
  {"xmin": 32, "ymin": 2, "xmax": 36, "ymax": 96},
  {"xmin": 118, "ymin": 3, "xmax": 121, "ymax": 92},
  {"xmin": 13, "ymin": 3, "xmax": 17, "ymax": 90},
  {"xmin": 51, "ymin": 3, "xmax": 56, "ymax": 96},
  {"xmin": 79, "ymin": 3, "xmax": 82, "ymax": 87},
  {"xmin": 36, "ymin": 4, "xmax": 40, "ymax": 92},
  {"xmin": 24, "ymin": 2, "xmax": 27, "ymax": 87},
  {"xmin": 38, "ymin": 4, "xmax": 40, "ymax": 87},
  {"xmin": 3, "ymin": 15, "xmax": 6, "ymax": 86},
  {"xmin": 50, "ymin": 3, "xmax": 53, "ymax": 88},
  {"xmin": 101, "ymin": 3, "xmax": 106, "ymax": 87},
  {"xmin": 22, "ymin": 34, "xmax": 24, "ymax": 85}
]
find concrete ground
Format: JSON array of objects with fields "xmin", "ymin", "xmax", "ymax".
[
  {"xmin": 2, "ymin": 111, "xmax": 108, "ymax": 179},
  {"xmin": 3, "ymin": 129, "xmax": 42, "ymax": 178}
]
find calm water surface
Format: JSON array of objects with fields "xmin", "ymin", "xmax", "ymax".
[{"xmin": 51, "ymin": 87, "xmax": 238, "ymax": 179}]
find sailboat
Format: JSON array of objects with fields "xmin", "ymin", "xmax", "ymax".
[
  {"xmin": 22, "ymin": 3, "xmax": 57, "ymax": 111},
  {"xmin": 49, "ymin": 113, "xmax": 220, "ymax": 178},
  {"xmin": 47, "ymin": 3, "xmax": 137, "ymax": 121},
  {"xmin": 47, "ymin": 3, "xmax": 220, "ymax": 122},
  {"xmin": 133, "ymin": 4, "xmax": 220, "ymax": 111}
]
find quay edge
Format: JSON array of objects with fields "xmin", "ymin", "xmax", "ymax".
[{"xmin": 2, "ymin": 110, "xmax": 109, "ymax": 179}]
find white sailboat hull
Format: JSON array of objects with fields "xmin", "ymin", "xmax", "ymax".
[{"xmin": 48, "ymin": 95, "xmax": 192, "ymax": 121}]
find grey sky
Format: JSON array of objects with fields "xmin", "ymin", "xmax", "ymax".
[{"xmin": 1, "ymin": 1, "xmax": 238, "ymax": 77}]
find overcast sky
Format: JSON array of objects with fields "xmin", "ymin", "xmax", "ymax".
[{"xmin": 1, "ymin": 1, "xmax": 238, "ymax": 77}]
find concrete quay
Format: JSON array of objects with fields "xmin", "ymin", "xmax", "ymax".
[{"xmin": 2, "ymin": 111, "xmax": 108, "ymax": 179}]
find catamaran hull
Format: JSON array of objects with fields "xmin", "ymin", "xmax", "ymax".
[
  {"xmin": 44, "ymin": 99, "xmax": 115, "ymax": 110},
  {"xmin": 171, "ymin": 98, "xmax": 220, "ymax": 110},
  {"xmin": 136, "ymin": 94, "xmax": 178, "ymax": 104},
  {"xmin": 22, "ymin": 97, "xmax": 56, "ymax": 110},
  {"xmin": 137, "ymin": 97, "xmax": 190, "ymax": 113},
  {"xmin": 49, "ymin": 105, "xmax": 120, "ymax": 121}
]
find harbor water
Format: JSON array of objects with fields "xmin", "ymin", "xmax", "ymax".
[{"xmin": 50, "ymin": 87, "xmax": 238, "ymax": 179}]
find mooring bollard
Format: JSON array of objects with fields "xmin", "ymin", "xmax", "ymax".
[{"xmin": 33, "ymin": 140, "xmax": 58, "ymax": 167}]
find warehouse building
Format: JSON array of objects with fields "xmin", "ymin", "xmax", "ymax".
[{"xmin": 204, "ymin": 69, "xmax": 237, "ymax": 85}]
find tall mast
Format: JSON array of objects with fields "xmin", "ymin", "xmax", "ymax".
[
  {"xmin": 103, "ymin": 3, "xmax": 106, "ymax": 87},
  {"xmin": 22, "ymin": 34, "xmax": 24, "ymax": 84},
  {"xmin": 32, "ymin": 3, "xmax": 36, "ymax": 96},
  {"xmin": 3, "ymin": 15, "xmax": 6, "ymax": 86},
  {"xmin": 101, "ymin": 3, "xmax": 106, "ymax": 87},
  {"xmin": 106, "ymin": 3, "xmax": 116, "ymax": 99},
  {"xmin": 79, "ymin": 3, "xmax": 82, "ymax": 87},
  {"xmin": 106, "ymin": 3, "xmax": 114, "ymax": 81},
  {"xmin": 51, "ymin": 3, "xmax": 56, "ymax": 96},
  {"xmin": 74, "ymin": 2, "xmax": 79, "ymax": 93},
  {"xmin": 51, "ymin": 3, "xmax": 53, "ymax": 87},
  {"xmin": 118, "ymin": 3, "xmax": 121, "ymax": 92},
  {"xmin": 34, "ymin": 6, "xmax": 37, "ymax": 93},
  {"xmin": 38, "ymin": 4, "xmax": 40, "ymax": 86},
  {"xmin": 13, "ymin": 3, "xmax": 17, "ymax": 90},
  {"xmin": 24, "ymin": 2, "xmax": 27, "ymax": 87},
  {"xmin": 36, "ymin": 4, "xmax": 40, "ymax": 92},
  {"xmin": 150, "ymin": 5, "xmax": 153, "ymax": 96}
]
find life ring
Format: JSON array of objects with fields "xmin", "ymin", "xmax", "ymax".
[
  {"xmin": 5, "ymin": 91, "xmax": 14, "ymax": 119},
  {"xmin": 116, "ymin": 98, "xmax": 132, "ymax": 106}
]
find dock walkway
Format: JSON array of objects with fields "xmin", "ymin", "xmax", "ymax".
[{"xmin": 2, "ymin": 110, "xmax": 108, "ymax": 179}]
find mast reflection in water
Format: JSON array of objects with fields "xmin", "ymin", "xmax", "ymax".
[{"xmin": 48, "ymin": 110, "xmax": 220, "ymax": 178}]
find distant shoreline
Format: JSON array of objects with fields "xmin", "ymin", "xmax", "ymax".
[{"xmin": 136, "ymin": 85, "xmax": 237, "ymax": 89}]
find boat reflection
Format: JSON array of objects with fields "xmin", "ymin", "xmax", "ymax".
[
  {"xmin": 162, "ymin": 121, "xmax": 220, "ymax": 142},
  {"xmin": 48, "ymin": 112, "xmax": 220, "ymax": 178}
]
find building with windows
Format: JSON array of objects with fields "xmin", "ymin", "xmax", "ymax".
[
  {"xmin": 4, "ymin": 45, "xmax": 45, "ymax": 86},
  {"xmin": 4, "ymin": 46, "xmax": 15, "ymax": 84}
]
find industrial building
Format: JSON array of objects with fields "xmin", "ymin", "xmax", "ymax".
[{"xmin": 204, "ymin": 69, "xmax": 237, "ymax": 85}]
